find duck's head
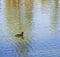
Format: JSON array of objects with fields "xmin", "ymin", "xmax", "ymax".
[{"xmin": 22, "ymin": 32, "xmax": 24, "ymax": 34}]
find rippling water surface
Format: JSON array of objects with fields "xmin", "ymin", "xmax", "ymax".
[{"xmin": 0, "ymin": 0, "xmax": 60, "ymax": 57}]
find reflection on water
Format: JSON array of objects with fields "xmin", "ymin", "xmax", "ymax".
[
  {"xmin": 6, "ymin": 0, "xmax": 24, "ymax": 35},
  {"xmin": 15, "ymin": 37, "xmax": 31, "ymax": 57},
  {"xmin": 0, "ymin": 0, "xmax": 60, "ymax": 57},
  {"xmin": 51, "ymin": 0, "xmax": 58, "ymax": 34}
]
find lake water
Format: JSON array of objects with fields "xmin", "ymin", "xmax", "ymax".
[{"xmin": 0, "ymin": 0, "xmax": 60, "ymax": 57}]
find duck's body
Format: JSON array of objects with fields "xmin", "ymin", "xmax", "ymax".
[{"xmin": 15, "ymin": 32, "xmax": 24, "ymax": 37}]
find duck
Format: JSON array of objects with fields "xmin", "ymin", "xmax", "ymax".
[{"xmin": 15, "ymin": 32, "xmax": 24, "ymax": 37}]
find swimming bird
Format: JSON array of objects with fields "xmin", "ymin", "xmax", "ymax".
[{"xmin": 15, "ymin": 32, "xmax": 24, "ymax": 37}]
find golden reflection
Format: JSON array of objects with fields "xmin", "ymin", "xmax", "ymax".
[
  {"xmin": 15, "ymin": 0, "xmax": 21, "ymax": 7},
  {"xmin": 25, "ymin": 0, "xmax": 31, "ymax": 5},
  {"xmin": 6, "ymin": 0, "xmax": 13, "ymax": 9},
  {"xmin": 6, "ymin": 0, "xmax": 24, "ymax": 35},
  {"xmin": 6, "ymin": 0, "xmax": 33, "ymax": 36}
]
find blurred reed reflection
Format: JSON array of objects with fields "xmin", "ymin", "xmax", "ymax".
[
  {"xmin": 41, "ymin": 0, "xmax": 50, "ymax": 14},
  {"xmin": 6, "ymin": 0, "xmax": 33, "ymax": 37},
  {"xmin": 50, "ymin": 0, "xmax": 58, "ymax": 34},
  {"xmin": 6, "ymin": 0, "xmax": 24, "ymax": 35},
  {"xmin": 15, "ymin": 37, "xmax": 32, "ymax": 57},
  {"xmin": 24, "ymin": 0, "xmax": 33, "ymax": 37}
]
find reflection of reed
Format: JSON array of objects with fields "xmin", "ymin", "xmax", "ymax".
[
  {"xmin": 15, "ymin": 0, "xmax": 24, "ymax": 33},
  {"xmin": 15, "ymin": 37, "xmax": 33, "ymax": 57},
  {"xmin": 15, "ymin": 0, "xmax": 21, "ymax": 7},
  {"xmin": 51, "ymin": 0, "xmax": 58, "ymax": 34},
  {"xmin": 6, "ymin": 0, "xmax": 23, "ymax": 35},
  {"xmin": 25, "ymin": 0, "xmax": 33, "ymax": 18},
  {"xmin": 42, "ymin": 0, "xmax": 49, "ymax": 3},
  {"xmin": 41, "ymin": 0, "xmax": 49, "ymax": 13},
  {"xmin": 24, "ymin": 0, "xmax": 33, "ymax": 37},
  {"xmin": 6, "ymin": 0, "xmax": 33, "ymax": 36}
]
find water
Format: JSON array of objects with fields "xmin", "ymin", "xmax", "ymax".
[{"xmin": 0, "ymin": 0, "xmax": 60, "ymax": 57}]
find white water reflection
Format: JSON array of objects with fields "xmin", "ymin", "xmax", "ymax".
[{"xmin": 0, "ymin": 0, "xmax": 7, "ymax": 35}]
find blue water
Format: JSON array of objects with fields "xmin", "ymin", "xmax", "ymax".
[{"xmin": 0, "ymin": 34, "xmax": 60, "ymax": 57}]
